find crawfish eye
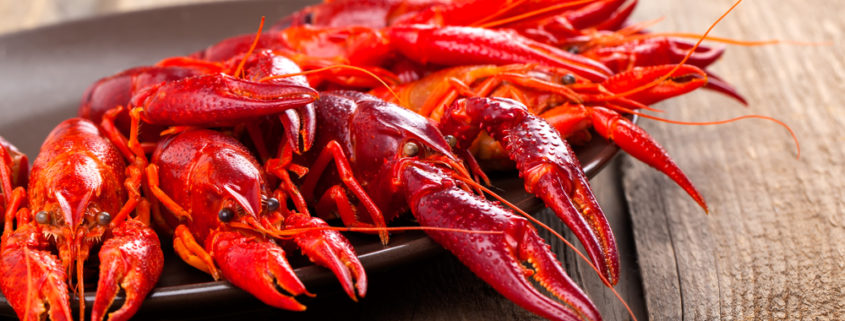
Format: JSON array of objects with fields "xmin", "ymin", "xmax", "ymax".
[
  {"xmin": 303, "ymin": 12, "xmax": 313, "ymax": 24},
  {"xmin": 561, "ymin": 74, "xmax": 577, "ymax": 85},
  {"xmin": 97, "ymin": 212, "xmax": 112, "ymax": 225},
  {"xmin": 566, "ymin": 46, "xmax": 580, "ymax": 54},
  {"xmin": 218, "ymin": 208, "xmax": 235, "ymax": 222},
  {"xmin": 35, "ymin": 211, "xmax": 50, "ymax": 224},
  {"xmin": 444, "ymin": 135, "xmax": 458, "ymax": 148},
  {"xmin": 265, "ymin": 197, "xmax": 280, "ymax": 212},
  {"xmin": 402, "ymin": 141, "xmax": 420, "ymax": 157}
]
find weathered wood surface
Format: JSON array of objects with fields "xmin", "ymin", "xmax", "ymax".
[{"xmin": 624, "ymin": 0, "xmax": 844, "ymax": 320}]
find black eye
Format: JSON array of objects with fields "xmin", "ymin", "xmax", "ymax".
[
  {"xmin": 266, "ymin": 197, "xmax": 280, "ymax": 212},
  {"xmin": 97, "ymin": 212, "xmax": 112, "ymax": 225},
  {"xmin": 402, "ymin": 141, "xmax": 420, "ymax": 157},
  {"xmin": 218, "ymin": 208, "xmax": 235, "ymax": 222},
  {"xmin": 444, "ymin": 135, "xmax": 458, "ymax": 148},
  {"xmin": 566, "ymin": 46, "xmax": 580, "ymax": 54},
  {"xmin": 561, "ymin": 74, "xmax": 577, "ymax": 85},
  {"xmin": 35, "ymin": 211, "xmax": 50, "ymax": 224},
  {"xmin": 303, "ymin": 12, "xmax": 313, "ymax": 24}
]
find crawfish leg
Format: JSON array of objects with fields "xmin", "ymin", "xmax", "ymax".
[
  {"xmin": 0, "ymin": 142, "xmax": 18, "ymax": 208},
  {"xmin": 144, "ymin": 164, "xmax": 221, "ymax": 278},
  {"xmin": 301, "ymin": 140, "xmax": 388, "ymax": 243},
  {"xmin": 439, "ymin": 97, "xmax": 619, "ymax": 285},
  {"xmin": 145, "ymin": 164, "xmax": 192, "ymax": 221},
  {"xmin": 172, "ymin": 225, "xmax": 221, "ymax": 279},
  {"xmin": 266, "ymin": 146, "xmax": 310, "ymax": 216},
  {"xmin": 91, "ymin": 219, "xmax": 164, "ymax": 321},
  {"xmin": 2, "ymin": 188, "xmax": 25, "ymax": 234}
]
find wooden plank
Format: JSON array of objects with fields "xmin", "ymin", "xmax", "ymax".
[{"xmin": 624, "ymin": 0, "xmax": 845, "ymax": 319}]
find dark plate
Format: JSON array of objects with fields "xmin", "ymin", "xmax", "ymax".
[{"xmin": 0, "ymin": 0, "xmax": 622, "ymax": 318}]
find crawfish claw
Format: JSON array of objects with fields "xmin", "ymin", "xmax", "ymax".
[
  {"xmin": 0, "ymin": 224, "xmax": 73, "ymax": 321},
  {"xmin": 285, "ymin": 213, "xmax": 367, "ymax": 300},
  {"xmin": 403, "ymin": 162, "xmax": 601, "ymax": 321},
  {"xmin": 91, "ymin": 219, "xmax": 164, "ymax": 321},
  {"xmin": 209, "ymin": 230, "xmax": 309, "ymax": 311},
  {"xmin": 439, "ymin": 97, "xmax": 618, "ymax": 285}
]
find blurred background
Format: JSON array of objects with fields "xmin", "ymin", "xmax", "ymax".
[{"xmin": 0, "ymin": 0, "xmax": 229, "ymax": 34}]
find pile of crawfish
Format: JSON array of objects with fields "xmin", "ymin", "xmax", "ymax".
[{"xmin": 0, "ymin": 0, "xmax": 750, "ymax": 320}]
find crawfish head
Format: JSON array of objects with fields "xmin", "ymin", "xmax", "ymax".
[
  {"xmin": 28, "ymin": 128, "xmax": 124, "ymax": 275},
  {"xmin": 304, "ymin": 91, "xmax": 466, "ymax": 223},
  {"xmin": 153, "ymin": 129, "xmax": 278, "ymax": 238}
]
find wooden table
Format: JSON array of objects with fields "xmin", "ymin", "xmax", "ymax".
[{"xmin": 0, "ymin": 0, "xmax": 841, "ymax": 320}]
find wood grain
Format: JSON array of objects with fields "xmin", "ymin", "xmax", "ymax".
[{"xmin": 623, "ymin": 0, "xmax": 844, "ymax": 320}]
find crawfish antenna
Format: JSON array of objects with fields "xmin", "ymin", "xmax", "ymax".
[
  {"xmin": 473, "ymin": 0, "xmax": 596, "ymax": 29},
  {"xmin": 632, "ymin": 111, "xmax": 800, "ymax": 159},
  {"xmin": 232, "ymin": 16, "xmax": 266, "ymax": 79},
  {"xmin": 259, "ymin": 64, "xmax": 408, "ymax": 108},
  {"xmin": 613, "ymin": 0, "xmax": 746, "ymax": 100},
  {"xmin": 77, "ymin": 254, "xmax": 86, "ymax": 321}
]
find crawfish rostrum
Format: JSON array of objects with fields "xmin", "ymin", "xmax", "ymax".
[{"xmin": 0, "ymin": 0, "xmax": 752, "ymax": 320}]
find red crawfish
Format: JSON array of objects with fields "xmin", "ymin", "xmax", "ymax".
[
  {"xmin": 0, "ymin": 118, "xmax": 163, "ymax": 321},
  {"xmin": 90, "ymin": 49, "xmax": 364, "ymax": 309},
  {"xmin": 142, "ymin": 128, "xmax": 366, "ymax": 310},
  {"xmin": 371, "ymin": 62, "xmax": 710, "ymax": 211},
  {"xmin": 289, "ymin": 90, "xmax": 602, "ymax": 321}
]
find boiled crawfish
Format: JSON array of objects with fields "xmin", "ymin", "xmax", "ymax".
[
  {"xmin": 84, "ymin": 49, "xmax": 369, "ymax": 311},
  {"xmin": 285, "ymin": 90, "xmax": 602, "ymax": 320},
  {"xmin": 142, "ymin": 128, "xmax": 366, "ymax": 310},
  {"xmin": 0, "ymin": 118, "xmax": 163, "ymax": 321}
]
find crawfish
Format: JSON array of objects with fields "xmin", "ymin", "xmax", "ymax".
[
  {"xmin": 142, "ymin": 128, "xmax": 366, "ymax": 310},
  {"xmin": 89, "ymin": 48, "xmax": 364, "ymax": 309},
  {"xmin": 288, "ymin": 91, "xmax": 605, "ymax": 320},
  {"xmin": 0, "ymin": 118, "xmax": 163, "ymax": 321}
]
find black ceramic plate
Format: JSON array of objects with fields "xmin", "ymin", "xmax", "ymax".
[{"xmin": 0, "ymin": 0, "xmax": 622, "ymax": 318}]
